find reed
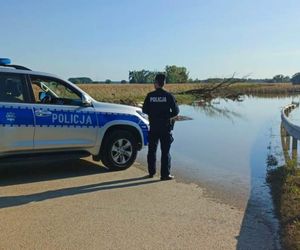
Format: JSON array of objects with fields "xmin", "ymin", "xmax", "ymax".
[
  {"xmin": 78, "ymin": 83, "xmax": 202, "ymax": 104},
  {"xmin": 77, "ymin": 83, "xmax": 300, "ymax": 105}
]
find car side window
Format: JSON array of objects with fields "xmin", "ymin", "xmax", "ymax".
[
  {"xmin": 0, "ymin": 74, "xmax": 29, "ymax": 103},
  {"xmin": 30, "ymin": 75, "xmax": 82, "ymax": 106}
]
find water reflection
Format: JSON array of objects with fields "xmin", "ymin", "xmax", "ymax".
[
  {"xmin": 280, "ymin": 124, "xmax": 298, "ymax": 164},
  {"xmin": 192, "ymin": 99, "xmax": 244, "ymax": 122}
]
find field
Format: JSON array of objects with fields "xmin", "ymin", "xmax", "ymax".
[
  {"xmin": 78, "ymin": 83, "xmax": 300, "ymax": 105},
  {"xmin": 78, "ymin": 83, "xmax": 202, "ymax": 105}
]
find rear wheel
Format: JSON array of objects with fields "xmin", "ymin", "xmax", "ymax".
[{"xmin": 101, "ymin": 130, "xmax": 137, "ymax": 170}]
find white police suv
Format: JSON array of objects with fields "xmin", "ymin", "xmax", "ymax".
[{"xmin": 0, "ymin": 58, "xmax": 149, "ymax": 170}]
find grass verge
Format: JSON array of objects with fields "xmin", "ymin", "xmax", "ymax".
[{"xmin": 267, "ymin": 161, "xmax": 300, "ymax": 250}]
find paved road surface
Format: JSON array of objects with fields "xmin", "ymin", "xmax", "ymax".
[{"xmin": 0, "ymin": 157, "xmax": 276, "ymax": 249}]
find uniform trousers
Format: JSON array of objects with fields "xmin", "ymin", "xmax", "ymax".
[{"xmin": 147, "ymin": 128, "xmax": 174, "ymax": 177}]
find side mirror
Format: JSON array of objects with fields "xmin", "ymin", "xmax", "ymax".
[{"xmin": 81, "ymin": 95, "xmax": 92, "ymax": 107}]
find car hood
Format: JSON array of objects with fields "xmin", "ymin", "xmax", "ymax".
[{"xmin": 92, "ymin": 101, "xmax": 141, "ymax": 115}]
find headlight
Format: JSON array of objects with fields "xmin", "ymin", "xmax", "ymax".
[{"xmin": 136, "ymin": 110, "xmax": 148, "ymax": 121}]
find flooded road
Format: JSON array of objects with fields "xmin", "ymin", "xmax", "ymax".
[
  {"xmin": 139, "ymin": 96, "xmax": 294, "ymax": 203},
  {"xmin": 137, "ymin": 95, "xmax": 299, "ymax": 249}
]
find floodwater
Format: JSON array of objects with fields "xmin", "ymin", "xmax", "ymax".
[
  {"xmin": 137, "ymin": 95, "xmax": 296, "ymax": 205},
  {"xmin": 137, "ymin": 95, "xmax": 298, "ymax": 247}
]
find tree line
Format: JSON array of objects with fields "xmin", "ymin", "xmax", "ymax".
[
  {"xmin": 68, "ymin": 67, "xmax": 300, "ymax": 85},
  {"xmin": 129, "ymin": 65, "xmax": 189, "ymax": 83},
  {"xmin": 68, "ymin": 65, "xmax": 189, "ymax": 84}
]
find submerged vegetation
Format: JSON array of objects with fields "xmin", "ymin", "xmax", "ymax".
[{"xmin": 267, "ymin": 160, "xmax": 300, "ymax": 250}]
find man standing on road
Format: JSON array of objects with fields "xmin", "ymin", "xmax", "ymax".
[{"xmin": 142, "ymin": 73, "xmax": 179, "ymax": 180}]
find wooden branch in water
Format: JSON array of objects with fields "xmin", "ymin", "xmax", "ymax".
[
  {"xmin": 176, "ymin": 73, "xmax": 251, "ymax": 102},
  {"xmin": 177, "ymin": 74, "xmax": 237, "ymax": 96}
]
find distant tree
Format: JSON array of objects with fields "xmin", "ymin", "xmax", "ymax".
[
  {"xmin": 121, "ymin": 80, "xmax": 127, "ymax": 84},
  {"xmin": 203, "ymin": 78, "xmax": 223, "ymax": 83},
  {"xmin": 129, "ymin": 70, "xmax": 145, "ymax": 83},
  {"xmin": 283, "ymin": 76, "xmax": 290, "ymax": 82},
  {"xmin": 68, "ymin": 78, "xmax": 79, "ymax": 84},
  {"xmin": 291, "ymin": 73, "xmax": 300, "ymax": 84},
  {"xmin": 105, "ymin": 79, "xmax": 112, "ymax": 84},
  {"xmin": 68, "ymin": 77, "xmax": 93, "ymax": 84},
  {"xmin": 146, "ymin": 71, "xmax": 157, "ymax": 83},
  {"xmin": 272, "ymin": 74, "xmax": 284, "ymax": 83},
  {"xmin": 272, "ymin": 74, "xmax": 290, "ymax": 83},
  {"xmin": 193, "ymin": 78, "xmax": 202, "ymax": 83},
  {"xmin": 165, "ymin": 65, "xmax": 189, "ymax": 83},
  {"xmin": 129, "ymin": 66, "xmax": 190, "ymax": 83},
  {"xmin": 129, "ymin": 70, "xmax": 157, "ymax": 83}
]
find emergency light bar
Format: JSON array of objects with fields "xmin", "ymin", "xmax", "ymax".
[
  {"xmin": 0, "ymin": 58, "xmax": 31, "ymax": 71},
  {"xmin": 0, "ymin": 58, "xmax": 11, "ymax": 65}
]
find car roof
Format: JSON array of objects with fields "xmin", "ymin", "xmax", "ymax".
[
  {"xmin": 0, "ymin": 67, "xmax": 60, "ymax": 79},
  {"xmin": 0, "ymin": 66, "xmax": 92, "ymax": 98}
]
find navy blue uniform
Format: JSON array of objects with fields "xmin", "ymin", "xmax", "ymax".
[{"xmin": 142, "ymin": 88, "xmax": 179, "ymax": 177}]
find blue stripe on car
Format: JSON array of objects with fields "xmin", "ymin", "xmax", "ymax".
[
  {"xmin": 0, "ymin": 106, "xmax": 34, "ymax": 126},
  {"xmin": 0, "ymin": 106, "xmax": 148, "ymax": 145}
]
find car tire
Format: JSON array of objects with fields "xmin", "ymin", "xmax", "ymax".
[{"xmin": 101, "ymin": 130, "xmax": 137, "ymax": 170}]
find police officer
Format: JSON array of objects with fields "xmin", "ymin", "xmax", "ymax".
[{"xmin": 142, "ymin": 73, "xmax": 179, "ymax": 180}]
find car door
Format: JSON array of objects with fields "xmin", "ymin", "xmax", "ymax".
[
  {"xmin": 0, "ymin": 73, "xmax": 34, "ymax": 154},
  {"xmin": 28, "ymin": 75, "xmax": 98, "ymax": 150}
]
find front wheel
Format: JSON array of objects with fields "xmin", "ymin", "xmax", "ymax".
[{"xmin": 101, "ymin": 130, "xmax": 137, "ymax": 170}]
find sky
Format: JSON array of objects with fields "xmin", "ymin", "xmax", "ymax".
[{"xmin": 1, "ymin": 0, "xmax": 300, "ymax": 81}]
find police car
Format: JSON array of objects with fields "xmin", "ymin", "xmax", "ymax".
[{"xmin": 0, "ymin": 58, "xmax": 149, "ymax": 170}]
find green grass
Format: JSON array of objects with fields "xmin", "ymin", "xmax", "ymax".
[{"xmin": 267, "ymin": 161, "xmax": 300, "ymax": 250}]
